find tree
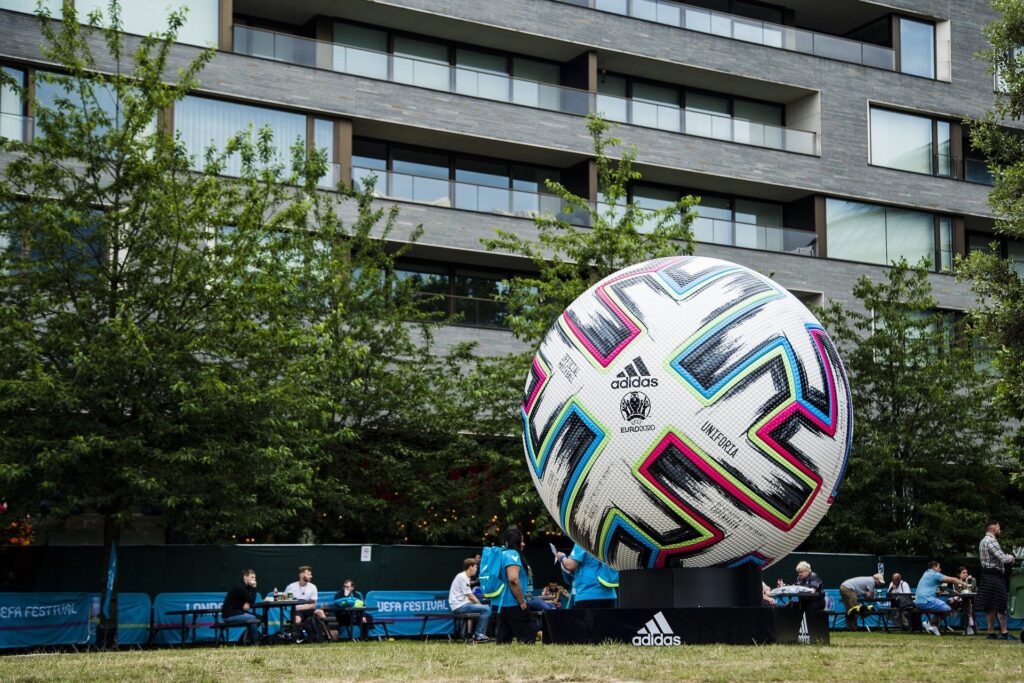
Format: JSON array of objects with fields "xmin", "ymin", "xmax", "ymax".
[
  {"xmin": 807, "ymin": 260, "xmax": 1018, "ymax": 556},
  {"xmin": 481, "ymin": 115, "xmax": 697, "ymax": 534},
  {"xmin": 0, "ymin": 2, "xmax": 319, "ymax": 643},
  {"xmin": 960, "ymin": 0, "xmax": 1024, "ymax": 467}
]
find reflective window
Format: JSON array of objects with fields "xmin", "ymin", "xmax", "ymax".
[
  {"xmin": 899, "ymin": 18, "xmax": 935, "ymax": 79},
  {"xmin": 393, "ymin": 36, "xmax": 449, "ymax": 91},
  {"xmin": 314, "ymin": 118, "xmax": 335, "ymax": 188},
  {"xmin": 827, "ymin": 198, "xmax": 934, "ymax": 267},
  {"xmin": 453, "ymin": 269, "xmax": 508, "ymax": 328},
  {"xmin": 0, "ymin": 0, "xmax": 61, "ymax": 17},
  {"xmin": 455, "ymin": 157, "xmax": 509, "ymax": 213},
  {"xmin": 1, "ymin": 66, "xmax": 25, "ymax": 141},
  {"xmin": 392, "ymin": 146, "xmax": 449, "ymax": 204},
  {"xmin": 632, "ymin": 82, "xmax": 680, "ymax": 132},
  {"xmin": 455, "ymin": 49, "xmax": 509, "ymax": 101},
  {"xmin": 936, "ymin": 121, "xmax": 951, "ymax": 177},
  {"xmin": 870, "ymin": 108, "xmax": 932, "ymax": 174},
  {"xmin": 685, "ymin": 92, "xmax": 731, "ymax": 139},
  {"xmin": 512, "ymin": 58, "xmax": 560, "ymax": 109},
  {"xmin": 597, "ymin": 74, "xmax": 628, "ymax": 123},
  {"xmin": 938, "ymin": 216, "xmax": 953, "ymax": 272},
  {"xmin": 174, "ymin": 96, "xmax": 307, "ymax": 177},
  {"xmin": 333, "ymin": 23, "xmax": 388, "ymax": 79},
  {"xmin": 77, "ymin": 0, "xmax": 218, "ymax": 47}
]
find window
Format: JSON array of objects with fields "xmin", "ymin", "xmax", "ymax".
[
  {"xmin": 1, "ymin": 66, "xmax": 25, "ymax": 141},
  {"xmin": 394, "ymin": 262, "xmax": 514, "ymax": 328},
  {"xmin": 0, "ymin": 0, "xmax": 61, "ymax": 18},
  {"xmin": 393, "ymin": 36, "xmax": 449, "ymax": 91},
  {"xmin": 456, "ymin": 49, "xmax": 509, "ymax": 101},
  {"xmin": 968, "ymin": 232, "xmax": 1024, "ymax": 278},
  {"xmin": 827, "ymin": 198, "xmax": 940, "ymax": 269},
  {"xmin": 351, "ymin": 139, "xmax": 559, "ymax": 215},
  {"xmin": 174, "ymin": 96, "xmax": 310, "ymax": 177},
  {"xmin": 333, "ymin": 23, "xmax": 388, "ymax": 79},
  {"xmin": 869, "ymin": 107, "xmax": 954, "ymax": 177},
  {"xmin": 899, "ymin": 18, "xmax": 935, "ymax": 79},
  {"xmin": 596, "ymin": 74, "xmax": 629, "ymax": 124},
  {"xmin": 76, "ymin": 0, "xmax": 218, "ymax": 47}
]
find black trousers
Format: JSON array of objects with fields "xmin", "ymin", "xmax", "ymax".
[{"xmin": 495, "ymin": 605, "xmax": 536, "ymax": 644}]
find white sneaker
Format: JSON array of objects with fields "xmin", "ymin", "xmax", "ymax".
[{"xmin": 924, "ymin": 622, "xmax": 941, "ymax": 636}]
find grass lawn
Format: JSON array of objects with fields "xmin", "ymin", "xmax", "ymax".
[{"xmin": 1, "ymin": 632, "xmax": 1021, "ymax": 682}]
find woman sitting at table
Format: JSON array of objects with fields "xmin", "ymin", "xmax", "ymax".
[
  {"xmin": 333, "ymin": 578, "xmax": 373, "ymax": 640},
  {"xmin": 947, "ymin": 567, "xmax": 977, "ymax": 635}
]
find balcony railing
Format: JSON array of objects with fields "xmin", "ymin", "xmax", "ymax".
[
  {"xmin": 691, "ymin": 216, "xmax": 817, "ymax": 256},
  {"xmin": 233, "ymin": 25, "xmax": 817, "ymax": 155},
  {"xmin": 352, "ymin": 166, "xmax": 592, "ymax": 225},
  {"xmin": 596, "ymin": 94, "xmax": 816, "ymax": 154},
  {"xmin": 554, "ymin": 0, "xmax": 895, "ymax": 70},
  {"xmin": 965, "ymin": 158, "xmax": 995, "ymax": 186}
]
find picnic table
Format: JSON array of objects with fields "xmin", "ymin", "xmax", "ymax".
[
  {"xmin": 323, "ymin": 605, "xmax": 379, "ymax": 641},
  {"xmin": 252, "ymin": 598, "xmax": 313, "ymax": 633}
]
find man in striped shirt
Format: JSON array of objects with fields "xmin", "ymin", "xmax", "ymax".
[{"xmin": 977, "ymin": 521, "xmax": 1016, "ymax": 640}]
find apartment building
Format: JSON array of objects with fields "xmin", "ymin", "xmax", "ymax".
[{"xmin": 1, "ymin": 0, "xmax": 1019, "ymax": 358}]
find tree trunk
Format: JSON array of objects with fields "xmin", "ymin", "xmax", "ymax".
[{"xmin": 96, "ymin": 515, "xmax": 121, "ymax": 650}]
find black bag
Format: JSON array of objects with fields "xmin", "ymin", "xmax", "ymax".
[
  {"xmin": 302, "ymin": 615, "xmax": 334, "ymax": 643},
  {"xmin": 261, "ymin": 628, "xmax": 300, "ymax": 646}
]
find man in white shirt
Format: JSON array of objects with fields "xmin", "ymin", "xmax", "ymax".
[
  {"xmin": 285, "ymin": 565, "xmax": 326, "ymax": 624},
  {"xmin": 887, "ymin": 572, "xmax": 912, "ymax": 630},
  {"xmin": 448, "ymin": 558, "xmax": 491, "ymax": 642}
]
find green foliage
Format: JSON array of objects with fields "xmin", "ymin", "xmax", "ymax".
[
  {"xmin": 807, "ymin": 260, "xmax": 1019, "ymax": 556},
  {"xmin": 480, "ymin": 114, "xmax": 697, "ymax": 533},
  {"xmin": 960, "ymin": 0, "xmax": 1024, "ymax": 465}
]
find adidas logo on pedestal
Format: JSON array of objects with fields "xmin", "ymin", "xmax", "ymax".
[
  {"xmin": 611, "ymin": 357, "xmax": 659, "ymax": 389},
  {"xmin": 632, "ymin": 611, "xmax": 682, "ymax": 646}
]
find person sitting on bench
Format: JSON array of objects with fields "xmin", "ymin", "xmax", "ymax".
[
  {"xmin": 222, "ymin": 569, "xmax": 260, "ymax": 645},
  {"xmin": 838, "ymin": 574, "xmax": 883, "ymax": 631},
  {"xmin": 887, "ymin": 573, "xmax": 913, "ymax": 630},
  {"xmin": 914, "ymin": 561, "xmax": 965, "ymax": 636},
  {"xmin": 448, "ymin": 557, "xmax": 491, "ymax": 643}
]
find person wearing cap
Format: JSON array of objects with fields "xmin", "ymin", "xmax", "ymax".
[{"xmin": 838, "ymin": 573, "xmax": 884, "ymax": 631}]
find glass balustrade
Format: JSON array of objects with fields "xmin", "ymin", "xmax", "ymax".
[
  {"xmin": 964, "ymin": 158, "xmax": 995, "ymax": 185},
  {"xmin": 234, "ymin": 25, "xmax": 816, "ymax": 154},
  {"xmin": 353, "ymin": 166, "xmax": 589, "ymax": 224},
  {"xmin": 595, "ymin": 93, "xmax": 815, "ymax": 154},
  {"xmin": 691, "ymin": 216, "xmax": 817, "ymax": 255},
  {"xmin": 556, "ymin": 0, "xmax": 895, "ymax": 71}
]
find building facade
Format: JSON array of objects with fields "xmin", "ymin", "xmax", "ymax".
[{"xmin": 1, "ymin": 0, "xmax": 1019, "ymax": 358}]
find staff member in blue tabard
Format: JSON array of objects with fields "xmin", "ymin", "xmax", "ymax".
[{"xmin": 555, "ymin": 544, "xmax": 619, "ymax": 608}]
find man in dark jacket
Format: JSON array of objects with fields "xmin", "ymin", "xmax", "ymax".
[
  {"xmin": 793, "ymin": 560, "xmax": 825, "ymax": 613},
  {"xmin": 222, "ymin": 569, "xmax": 260, "ymax": 644}
]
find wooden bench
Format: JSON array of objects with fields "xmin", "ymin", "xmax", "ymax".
[{"xmin": 325, "ymin": 616, "xmax": 397, "ymax": 640}]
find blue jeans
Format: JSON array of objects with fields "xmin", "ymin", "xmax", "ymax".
[
  {"xmin": 453, "ymin": 603, "xmax": 490, "ymax": 637},
  {"xmin": 527, "ymin": 596, "xmax": 555, "ymax": 611},
  {"xmin": 224, "ymin": 613, "xmax": 260, "ymax": 644}
]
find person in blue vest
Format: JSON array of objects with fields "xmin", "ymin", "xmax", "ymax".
[
  {"xmin": 555, "ymin": 544, "xmax": 619, "ymax": 608},
  {"xmin": 492, "ymin": 527, "xmax": 536, "ymax": 644}
]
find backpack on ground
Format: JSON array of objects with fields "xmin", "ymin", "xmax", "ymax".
[
  {"xmin": 302, "ymin": 615, "xmax": 334, "ymax": 643},
  {"xmin": 479, "ymin": 546, "xmax": 508, "ymax": 605}
]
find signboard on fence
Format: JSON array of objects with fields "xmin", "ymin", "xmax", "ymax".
[
  {"xmin": 87, "ymin": 593, "xmax": 151, "ymax": 646},
  {"xmin": 365, "ymin": 590, "xmax": 455, "ymax": 637},
  {"xmin": 0, "ymin": 592, "xmax": 91, "ymax": 649},
  {"xmin": 152, "ymin": 592, "xmax": 227, "ymax": 645}
]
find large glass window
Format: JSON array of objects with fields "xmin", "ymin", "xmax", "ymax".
[
  {"xmin": 0, "ymin": 0, "xmax": 61, "ymax": 18},
  {"xmin": 685, "ymin": 92, "xmax": 731, "ymax": 140},
  {"xmin": 968, "ymin": 232, "xmax": 1024, "ymax": 278},
  {"xmin": 632, "ymin": 82, "xmax": 680, "ymax": 132},
  {"xmin": 827, "ymin": 198, "xmax": 934, "ymax": 267},
  {"xmin": 1, "ymin": 66, "xmax": 25, "ymax": 141},
  {"xmin": 391, "ymin": 146, "xmax": 449, "ymax": 204},
  {"xmin": 512, "ymin": 58, "xmax": 560, "ymax": 109},
  {"xmin": 76, "ymin": 0, "xmax": 217, "ymax": 47},
  {"xmin": 333, "ymin": 23, "xmax": 388, "ymax": 79},
  {"xmin": 597, "ymin": 74, "xmax": 628, "ymax": 123},
  {"xmin": 455, "ymin": 157, "xmax": 510, "ymax": 213},
  {"xmin": 455, "ymin": 49, "xmax": 509, "ymax": 101},
  {"xmin": 394, "ymin": 262, "xmax": 513, "ymax": 328},
  {"xmin": 174, "ymin": 96, "xmax": 307, "ymax": 177},
  {"xmin": 899, "ymin": 18, "xmax": 935, "ymax": 79},
  {"xmin": 870, "ymin": 108, "xmax": 932, "ymax": 174},
  {"xmin": 393, "ymin": 36, "xmax": 449, "ymax": 91}
]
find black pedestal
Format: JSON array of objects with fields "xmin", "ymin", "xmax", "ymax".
[
  {"xmin": 618, "ymin": 565, "xmax": 762, "ymax": 608},
  {"xmin": 545, "ymin": 566, "xmax": 829, "ymax": 646},
  {"xmin": 543, "ymin": 606, "xmax": 829, "ymax": 645}
]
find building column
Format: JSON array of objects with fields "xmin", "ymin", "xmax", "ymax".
[
  {"xmin": 315, "ymin": 16, "xmax": 333, "ymax": 70},
  {"xmin": 218, "ymin": 0, "xmax": 233, "ymax": 52},
  {"xmin": 336, "ymin": 118, "xmax": 353, "ymax": 188},
  {"xmin": 813, "ymin": 195, "xmax": 827, "ymax": 259},
  {"xmin": 562, "ymin": 49, "xmax": 598, "ymax": 93}
]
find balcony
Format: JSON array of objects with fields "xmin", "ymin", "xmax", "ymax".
[
  {"xmin": 355, "ymin": 166, "xmax": 817, "ymax": 258},
  {"xmin": 232, "ymin": 25, "xmax": 817, "ymax": 155},
  {"xmin": 596, "ymin": 93, "xmax": 816, "ymax": 154},
  {"xmin": 964, "ymin": 158, "xmax": 995, "ymax": 186},
  {"xmin": 554, "ymin": 0, "xmax": 895, "ymax": 71}
]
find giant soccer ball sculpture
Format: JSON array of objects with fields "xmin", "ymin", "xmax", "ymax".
[{"xmin": 522, "ymin": 256, "xmax": 852, "ymax": 570}]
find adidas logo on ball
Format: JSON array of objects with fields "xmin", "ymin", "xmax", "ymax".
[
  {"xmin": 611, "ymin": 357, "xmax": 659, "ymax": 389},
  {"xmin": 632, "ymin": 611, "xmax": 681, "ymax": 646}
]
